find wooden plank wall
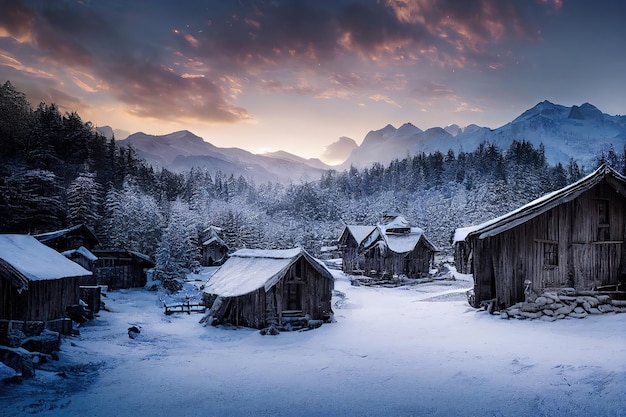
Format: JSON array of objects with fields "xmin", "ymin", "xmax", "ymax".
[{"xmin": 472, "ymin": 179, "xmax": 626, "ymax": 309}]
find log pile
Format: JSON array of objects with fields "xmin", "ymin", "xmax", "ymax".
[{"xmin": 499, "ymin": 288, "xmax": 626, "ymax": 321}]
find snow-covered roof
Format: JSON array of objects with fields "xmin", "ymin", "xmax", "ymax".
[
  {"xmin": 360, "ymin": 215, "xmax": 439, "ymax": 254},
  {"xmin": 202, "ymin": 235, "xmax": 227, "ymax": 248},
  {"xmin": 453, "ymin": 164, "xmax": 626, "ymax": 242},
  {"xmin": 203, "ymin": 247, "xmax": 332, "ymax": 298},
  {"xmin": 343, "ymin": 225, "xmax": 376, "ymax": 245},
  {"xmin": 62, "ymin": 246, "xmax": 99, "ymax": 262},
  {"xmin": 34, "ymin": 224, "xmax": 100, "ymax": 245},
  {"xmin": 0, "ymin": 235, "xmax": 92, "ymax": 289}
]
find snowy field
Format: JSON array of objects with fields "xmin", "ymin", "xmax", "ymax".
[{"xmin": 1, "ymin": 270, "xmax": 625, "ymax": 417}]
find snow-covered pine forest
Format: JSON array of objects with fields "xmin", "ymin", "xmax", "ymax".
[{"xmin": 1, "ymin": 81, "xmax": 621, "ymax": 286}]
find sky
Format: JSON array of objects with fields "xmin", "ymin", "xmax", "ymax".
[{"xmin": 0, "ymin": 0, "xmax": 625, "ymax": 163}]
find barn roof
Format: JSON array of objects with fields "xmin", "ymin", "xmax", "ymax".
[
  {"xmin": 34, "ymin": 224, "xmax": 101, "ymax": 246},
  {"xmin": 0, "ymin": 234, "xmax": 92, "ymax": 291},
  {"xmin": 361, "ymin": 215, "xmax": 439, "ymax": 254},
  {"xmin": 340, "ymin": 225, "xmax": 377, "ymax": 245},
  {"xmin": 203, "ymin": 247, "xmax": 333, "ymax": 298},
  {"xmin": 453, "ymin": 164, "xmax": 626, "ymax": 243}
]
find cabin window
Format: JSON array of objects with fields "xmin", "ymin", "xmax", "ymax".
[
  {"xmin": 543, "ymin": 242, "xmax": 558, "ymax": 268},
  {"xmin": 597, "ymin": 200, "xmax": 610, "ymax": 241}
]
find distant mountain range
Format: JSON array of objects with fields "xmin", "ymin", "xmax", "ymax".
[
  {"xmin": 113, "ymin": 130, "xmax": 329, "ymax": 184},
  {"xmin": 340, "ymin": 101, "xmax": 626, "ymax": 170},
  {"xmin": 102, "ymin": 101, "xmax": 626, "ymax": 183}
]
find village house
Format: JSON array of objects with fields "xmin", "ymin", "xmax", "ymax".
[
  {"xmin": 34, "ymin": 224, "xmax": 100, "ymax": 252},
  {"xmin": 200, "ymin": 226, "xmax": 229, "ymax": 266},
  {"xmin": 202, "ymin": 247, "xmax": 334, "ymax": 330},
  {"xmin": 0, "ymin": 234, "xmax": 92, "ymax": 325},
  {"xmin": 454, "ymin": 164, "xmax": 626, "ymax": 310},
  {"xmin": 92, "ymin": 250, "xmax": 155, "ymax": 289},
  {"xmin": 340, "ymin": 212, "xmax": 439, "ymax": 279},
  {"xmin": 338, "ymin": 224, "xmax": 376, "ymax": 274}
]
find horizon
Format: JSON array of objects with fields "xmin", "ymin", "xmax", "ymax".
[{"xmin": 1, "ymin": 1, "xmax": 624, "ymax": 162}]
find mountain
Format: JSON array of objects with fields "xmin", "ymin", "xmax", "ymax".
[
  {"xmin": 342, "ymin": 101, "xmax": 626, "ymax": 169},
  {"xmin": 118, "ymin": 130, "xmax": 328, "ymax": 184},
  {"xmin": 96, "ymin": 125, "xmax": 130, "ymax": 140},
  {"xmin": 319, "ymin": 136, "xmax": 358, "ymax": 165}
]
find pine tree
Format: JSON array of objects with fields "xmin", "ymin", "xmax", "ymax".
[{"xmin": 67, "ymin": 170, "xmax": 102, "ymax": 228}]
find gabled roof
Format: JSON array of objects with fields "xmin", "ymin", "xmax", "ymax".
[
  {"xmin": 203, "ymin": 247, "xmax": 333, "ymax": 298},
  {"xmin": 454, "ymin": 164, "xmax": 626, "ymax": 242},
  {"xmin": 92, "ymin": 249, "xmax": 155, "ymax": 266},
  {"xmin": 62, "ymin": 246, "xmax": 98, "ymax": 262},
  {"xmin": 339, "ymin": 225, "xmax": 377, "ymax": 245},
  {"xmin": 34, "ymin": 224, "xmax": 101, "ymax": 246},
  {"xmin": 361, "ymin": 215, "xmax": 439, "ymax": 255},
  {"xmin": 0, "ymin": 235, "xmax": 92, "ymax": 291},
  {"xmin": 203, "ymin": 235, "xmax": 228, "ymax": 248}
]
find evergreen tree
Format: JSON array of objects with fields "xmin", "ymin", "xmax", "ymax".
[{"xmin": 67, "ymin": 170, "xmax": 102, "ymax": 228}]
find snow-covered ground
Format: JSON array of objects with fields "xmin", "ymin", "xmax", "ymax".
[{"xmin": 2, "ymin": 270, "xmax": 625, "ymax": 417}]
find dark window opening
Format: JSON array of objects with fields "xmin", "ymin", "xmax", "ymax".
[
  {"xmin": 544, "ymin": 242, "xmax": 558, "ymax": 268},
  {"xmin": 597, "ymin": 200, "xmax": 610, "ymax": 241}
]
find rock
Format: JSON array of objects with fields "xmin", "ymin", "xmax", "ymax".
[
  {"xmin": 574, "ymin": 306, "xmax": 585, "ymax": 314},
  {"xmin": 0, "ymin": 346, "xmax": 34, "ymax": 378},
  {"xmin": 535, "ymin": 296, "xmax": 548, "ymax": 305},
  {"xmin": 556, "ymin": 305, "xmax": 574, "ymax": 315},
  {"xmin": 556, "ymin": 314, "xmax": 566, "ymax": 320},
  {"xmin": 542, "ymin": 309, "xmax": 555, "ymax": 316},
  {"xmin": 540, "ymin": 315, "xmax": 556, "ymax": 322},
  {"xmin": 521, "ymin": 303, "xmax": 542, "ymax": 313},
  {"xmin": 582, "ymin": 302, "xmax": 592, "ymax": 312},
  {"xmin": 587, "ymin": 308, "xmax": 601, "ymax": 315},
  {"xmin": 569, "ymin": 312, "xmax": 588, "ymax": 319},
  {"xmin": 598, "ymin": 304, "xmax": 615, "ymax": 313},
  {"xmin": 507, "ymin": 308, "xmax": 521, "ymax": 316},
  {"xmin": 128, "ymin": 326, "xmax": 141, "ymax": 339},
  {"xmin": 520, "ymin": 311, "xmax": 542, "ymax": 319},
  {"xmin": 596, "ymin": 295, "xmax": 611, "ymax": 304},
  {"xmin": 559, "ymin": 295, "xmax": 577, "ymax": 302},
  {"xmin": 499, "ymin": 311, "xmax": 510, "ymax": 319},
  {"xmin": 558, "ymin": 288, "xmax": 577, "ymax": 296}
]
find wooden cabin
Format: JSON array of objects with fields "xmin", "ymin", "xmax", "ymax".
[
  {"xmin": 340, "ymin": 213, "xmax": 438, "ymax": 278},
  {"xmin": 338, "ymin": 225, "xmax": 376, "ymax": 274},
  {"xmin": 0, "ymin": 234, "xmax": 92, "ymax": 323},
  {"xmin": 92, "ymin": 250, "xmax": 154, "ymax": 289},
  {"xmin": 34, "ymin": 224, "xmax": 100, "ymax": 252},
  {"xmin": 453, "ymin": 164, "xmax": 626, "ymax": 310},
  {"xmin": 202, "ymin": 248, "xmax": 334, "ymax": 330},
  {"xmin": 200, "ymin": 226, "xmax": 229, "ymax": 266}
]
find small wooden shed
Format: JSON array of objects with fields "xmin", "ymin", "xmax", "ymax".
[
  {"xmin": 200, "ymin": 226, "xmax": 229, "ymax": 266},
  {"xmin": 92, "ymin": 250, "xmax": 154, "ymax": 289},
  {"xmin": 34, "ymin": 224, "xmax": 101, "ymax": 252},
  {"xmin": 202, "ymin": 248, "xmax": 334, "ymax": 329},
  {"xmin": 0, "ymin": 234, "xmax": 92, "ymax": 322},
  {"xmin": 342, "ymin": 213, "xmax": 439, "ymax": 278},
  {"xmin": 338, "ymin": 225, "xmax": 376, "ymax": 274},
  {"xmin": 454, "ymin": 164, "xmax": 626, "ymax": 310}
]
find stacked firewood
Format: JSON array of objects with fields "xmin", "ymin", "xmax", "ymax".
[{"xmin": 499, "ymin": 288, "xmax": 626, "ymax": 321}]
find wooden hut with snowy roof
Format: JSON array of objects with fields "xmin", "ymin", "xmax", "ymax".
[
  {"xmin": 0, "ymin": 234, "xmax": 92, "ymax": 323},
  {"xmin": 200, "ymin": 226, "xmax": 229, "ymax": 266},
  {"xmin": 453, "ymin": 164, "xmax": 626, "ymax": 310},
  {"xmin": 338, "ymin": 225, "xmax": 376, "ymax": 274},
  {"xmin": 34, "ymin": 224, "xmax": 101, "ymax": 252},
  {"xmin": 202, "ymin": 248, "xmax": 334, "ymax": 330},
  {"xmin": 92, "ymin": 250, "xmax": 154, "ymax": 289},
  {"xmin": 358, "ymin": 213, "xmax": 439, "ymax": 278}
]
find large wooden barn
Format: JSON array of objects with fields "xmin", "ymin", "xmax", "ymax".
[
  {"xmin": 0, "ymin": 234, "xmax": 92, "ymax": 323},
  {"xmin": 454, "ymin": 164, "xmax": 626, "ymax": 310},
  {"xmin": 202, "ymin": 248, "xmax": 334, "ymax": 330},
  {"xmin": 341, "ymin": 213, "xmax": 438, "ymax": 278}
]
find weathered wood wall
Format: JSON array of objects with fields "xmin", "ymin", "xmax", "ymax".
[
  {"xmin": 215, "ymin": 257, "xmax": 333, "ymax": 329},
  {"xmin": 470, "ymin": 179, "xmax": 626, "ymax": 309},
  {"xmin": 201, "ymin": 244, "xmax": 228, "ymax": 266},
  {"xmin": 341, "ymin": 234, "xmax": 361, "ymax": 273},
  {"xmin": 361, "ymin": 240, "xmax": 434, "ymax": 278},
  {"xmin": 0, "ymin": 275, "xmax": 85, "ymax": 322}
]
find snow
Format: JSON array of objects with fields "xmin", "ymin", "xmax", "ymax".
[
  {"xmin": 203, "ymin": 248, "xmax": 305, "ymax": 297},
  {"xmin": 0, "ymin": 235, "xmax": 92, "ymax": 281},
  {"xmin": 344, "ymin": 225, "xmax": 376, "ymax": 244},
  {"xmin": 2, "ymin": 269, "xmax": 625, "ymax": 416},
  {"xmin": 62, "ymin": 246, "xmax": 98, "ymax": 262}
]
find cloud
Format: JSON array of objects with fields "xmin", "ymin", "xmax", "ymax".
[{"xmin": 0, "ymin": 0, "xmax": 559, "ymax": 125}]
